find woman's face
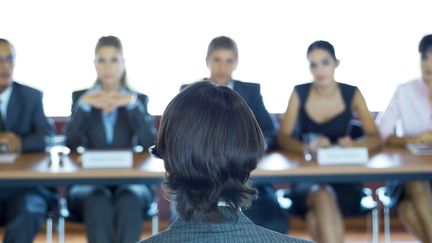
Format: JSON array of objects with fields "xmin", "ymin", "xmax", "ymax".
[
  {"xmin": 308, "ymin": 48, "xmax": 339, "ymax": 87},
  {"xmin": 421, "ymin": 50, "xmax": 432, "ymax": 83},
  {"xmin": 94, "ymin": 46, "xmax": 125, "ymax": 86}
]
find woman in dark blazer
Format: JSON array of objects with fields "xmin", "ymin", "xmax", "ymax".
[
  {"xmin": 65, "ymin": 36, "xmax": 156, "ymax": 243},
  {"xmin": 141, "ymin": 81, "xmax": 310, "ymax": 243}
]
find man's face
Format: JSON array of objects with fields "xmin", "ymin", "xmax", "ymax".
[
  {"xmin": 0, "ymin": 42, "xmax": 15, "ymax": 88},
  {"xmin": 206, "ymin": 48, "xmax": 238, "ymax": 85}
]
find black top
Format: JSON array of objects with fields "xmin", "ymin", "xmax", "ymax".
[{"xmin": 295, "ymin": 82, "xmax": 357, "ymax": 144}]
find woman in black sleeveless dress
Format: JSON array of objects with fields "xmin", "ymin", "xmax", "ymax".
[{"xmin": 278, "ymin": 41, "xmax": 381, "ymax": 243}]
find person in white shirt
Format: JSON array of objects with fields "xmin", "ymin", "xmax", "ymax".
[{"xmin": 377, "ymin": 34, "xmax": 432, "ymax": 243}]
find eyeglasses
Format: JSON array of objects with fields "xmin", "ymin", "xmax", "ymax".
[
  {"xmin": 148, "ymin": 145, "xmax": 163, "ymax": 159},
  {"xmin": 0, "ymin": 55, "xmax": 15, "ymax": 64}
]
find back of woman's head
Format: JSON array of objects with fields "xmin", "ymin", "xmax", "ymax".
[{"xmin": 156, "ymin": 81, "xmax": 264, "ymax": 222}]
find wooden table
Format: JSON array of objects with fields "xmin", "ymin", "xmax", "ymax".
[
  {"xmin": 0, "ymin": 148, "xmax": 430, "ymax": 186},
  {"xmin": 254, "ymin": 148, "xmax": 432, "ymax": 183}
]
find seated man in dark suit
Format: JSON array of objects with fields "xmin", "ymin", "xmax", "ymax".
[
  {"xmin": 0, "ymin": 38, "xmax": 53, "ymax": 243},
  {"xmin": 142, "ymin": 81, "xmax": 311, "ymax": 243},
  {"xmin": 181, "ymin": 36, "xmax": 277, "ymax": 149},
  {"xmin": 181, "ymin": 36, "xmax": 288, "ymax": 233}
]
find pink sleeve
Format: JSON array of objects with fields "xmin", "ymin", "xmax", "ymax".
[{"xmin": 377, "ymin": 88, "xmax": 400, "ymax": 141}]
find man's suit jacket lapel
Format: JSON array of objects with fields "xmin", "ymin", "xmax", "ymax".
[
  {"xmin": 232, "ymin": 81, "xmax": 251, "ymax": 105},
  {"xmin": 6, "ymin": 83, "xmax": 22, "ymax": 131}
]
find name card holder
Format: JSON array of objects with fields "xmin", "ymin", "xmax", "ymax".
[
  {"xmin": 317, "ymin": 147, "xmax": 369, "ymax": 165},
  {"xmin": 0, "ymin": 153, "xmax": 18, "ymax": 164},
  {"xmin": 82, "ymin": 150, "xmax": 133, "ymax": 169},
  {"xmin": 407, "ymin": 144, "xmax": 432, "ymax": 155}
]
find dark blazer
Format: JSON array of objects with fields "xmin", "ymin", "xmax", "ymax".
[
  {"xmin": 182, "ymin": 80, "xmax": 278, "ymax": 149},
  {"xmin": 4, "ymin": 82, "xmax": 53, "ymax": 152},
  {"xmin": 141, "ymin": 209, "xmax": 312, "ymax": 243},
  {"xmin": 65, "ymin": 89, "xmax": 156, "ymax": 150}
]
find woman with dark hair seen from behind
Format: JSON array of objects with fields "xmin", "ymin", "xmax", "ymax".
[{"xmin": 141, "ymin": 81, "xmax": 311, "ymax": 243}]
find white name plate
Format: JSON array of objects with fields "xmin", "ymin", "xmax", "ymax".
[
  {"xmin": 82, "ymin": 150, "xmax": 133, "ymax": 169},
  {"xmin": 317, "ymin": 147, "xmax": 369, "ymax": 165},
  {"xmin": 407, "ymin": 144, "xmax": 432, "ymax": 155},
  {"xmin": 0, "ymin": 153, "xmax": 18, "ymax": 164}
]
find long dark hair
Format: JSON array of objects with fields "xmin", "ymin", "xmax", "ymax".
[
  {"xmin": 94, "ymin": 36, "xmax": 130, "ymax": 89},
  {"xmin": 156, "ymin": 81, "xmax": 264, "ymax": 222}
]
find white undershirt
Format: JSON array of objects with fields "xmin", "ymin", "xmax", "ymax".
[{"xmin": 0, "ymin": 84, "xmax": 13, "ymax": 121}]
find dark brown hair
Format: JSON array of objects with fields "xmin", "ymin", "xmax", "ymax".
[
  {"xmin": 307, "ymin": 40, "xmax": 337, "ymax": 60},
  {"xmin": 206, "ymin": 36, "xmax": 239, "ymax": 60},
  {"xmin": 94, "ymin": 36, "xmax": 129, "ymax": 89},
  {"xmin": 419, "ymin": 34, "xmax": 432, "ymax": 60},
  {"xmin": 156, "ymin": 81, "xmax": 264, "ymax": 222},
  {"xmin": 0, "ymin": 38, "xmax": 16, "ymax": 60}
]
